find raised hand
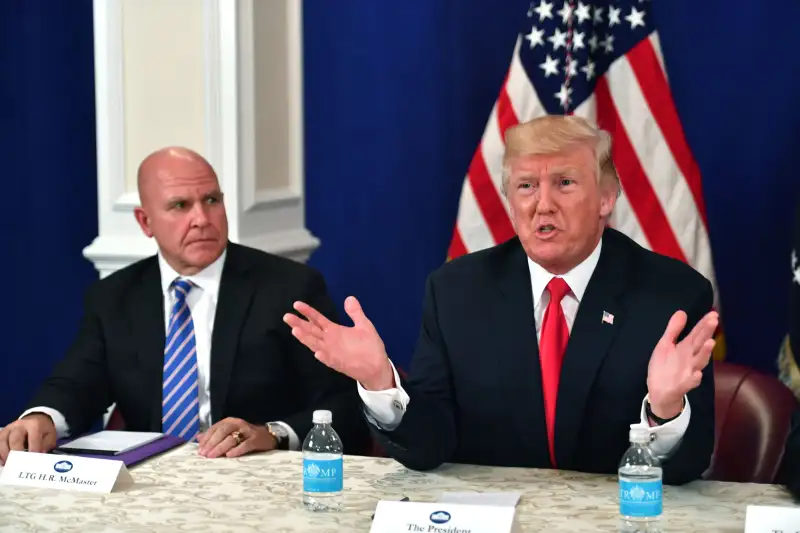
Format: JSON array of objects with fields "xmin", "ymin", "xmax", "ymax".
[
  {"xmin": 283, "ymin": 296, "xmax": 395, "ymax": 391},
  {"xmin": 647, "ymin": 310, "xmax": 719, "ymax": 419}
]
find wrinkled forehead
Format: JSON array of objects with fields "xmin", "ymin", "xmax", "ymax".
[
  {"xmin": 144, "ymin": 163, "xmax": 219, "ymax": 196},
  {"xmin": 506, "ymin": 147, "xmax": 595, "ymax": 179}
]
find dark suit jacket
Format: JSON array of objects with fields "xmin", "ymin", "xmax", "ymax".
[
  {"xmin": 371, "ymin": 228, "xmax": 715, "ymax": 485},
  {"xmin": 29, "ymin": 243, "xmax": 370, "ymax": 454}
]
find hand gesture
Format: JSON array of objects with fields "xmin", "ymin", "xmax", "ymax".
[
  {"xmin": 283, "ymin": 296, "xmax": 395, "ymax": 391},
  {"xmin": 647, "ymin": 310, "xmax": 719, "ymax": 418}
]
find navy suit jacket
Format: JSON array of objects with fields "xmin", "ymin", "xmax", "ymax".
[
  {"xmin": 371, "ymin": 228, "xmax": 715, "ymax": 485},
  {"xmin": 28, "ymin": 243, "xmax": 370, "ymax": 454}
]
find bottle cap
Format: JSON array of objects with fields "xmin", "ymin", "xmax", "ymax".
[
  {"xmin": 629, "ymin": 425, "xmax": 651, "ymax": 443},
  {"xmin": 313, "ymin": 410, "xmax": 332, "ymax": 424}
]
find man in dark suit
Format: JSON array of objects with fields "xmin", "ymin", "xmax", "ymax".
[
  {"xmin": 0, "ymin": 147, "xmax": 368, "ymax": 464},
  {"xmin": 285, "ymin": 116, "xmax": 718, "ymax": 485}
]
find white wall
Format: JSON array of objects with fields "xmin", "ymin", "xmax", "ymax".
[{"xmin": 85, "ymin": 0, "xmax": 318, "ymax": 278}]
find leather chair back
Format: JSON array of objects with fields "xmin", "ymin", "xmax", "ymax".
[{"xmin": 707, "ymin": 361, "xmax": 797, "ymax": 483}]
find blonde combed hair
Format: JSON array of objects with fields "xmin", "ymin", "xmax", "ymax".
[{"xmin": 501, "ymin": 115, "xmax": 620, "ymax": 196}]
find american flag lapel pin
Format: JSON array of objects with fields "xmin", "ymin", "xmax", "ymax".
[{"xmin": 602, "ymin": 311, "xmax": 614, "ymax": 325}]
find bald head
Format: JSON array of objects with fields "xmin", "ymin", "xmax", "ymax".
[
  {"xmin": 137, "ymin": 147, "xmax": 217, "ymax": 207},
  {"xmin": 133, "ymin": 146, "xmax": 228, "ymax": 275}
]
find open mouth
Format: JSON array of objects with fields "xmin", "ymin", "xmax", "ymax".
[{"xmin": 535, "ymin": 224, "xmax": 558, "ymax": 239}]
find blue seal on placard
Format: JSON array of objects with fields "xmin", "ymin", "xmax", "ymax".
[{"xmin": 54, "ymin": 460, "xmax": 73, "ymax": 473}]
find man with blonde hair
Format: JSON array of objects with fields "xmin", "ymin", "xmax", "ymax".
[{"xmin": 286, "ymin": 116, "xmax": 718, "ymax": 484}]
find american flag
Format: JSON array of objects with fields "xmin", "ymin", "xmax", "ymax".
[{"xmin": 448, "ymin": 0, "xmax": 717, "ymax": 299}]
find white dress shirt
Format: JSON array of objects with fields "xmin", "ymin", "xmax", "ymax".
[
  {"xmin": 358, "ymin": 238, "xmax": 691, "ymax": 458},
  {"xmin": 23, "ymin": 249, "xmax": 300, "ymax": 450}
]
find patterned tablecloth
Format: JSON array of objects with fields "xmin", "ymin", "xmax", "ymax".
[{"xmin": 0, "ymin": 443, "xmax": 795, "ymax": 532}]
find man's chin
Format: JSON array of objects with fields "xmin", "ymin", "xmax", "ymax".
[
  {"xmin": 525, "ymin": 244, "xmax": 572, "ymax": 273},
  {"xmin": 185, "ymin": 243, "xmax": 223, "ymax": 263}
]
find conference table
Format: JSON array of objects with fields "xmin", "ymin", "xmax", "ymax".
[{"xmin": 0, "ymin": 443, "xmax": 795, "ymax": 532}]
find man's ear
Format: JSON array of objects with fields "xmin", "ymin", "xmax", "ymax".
[
  {"xmin": 134, "ymin": 207, "xmax": 154, "ymax": 238},
  {"xmin": 599, "ymin": 184, "xmax": 618, "ymax": 218}
]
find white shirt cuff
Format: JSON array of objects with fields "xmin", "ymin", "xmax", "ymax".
[
  {"xmin": 632, "ymin": 394, "xmax": 691, "ymax": 457},
  {"xmin": 270, "ymin": 422, "xmax": 300, "ymax": 451},
  {"xmin": 19, "ymin": 407, "xmax": 70, "ymax": 439},
  {"xmin": 357, "ymin": 361, "xmax": 410, "ymax": 431}
]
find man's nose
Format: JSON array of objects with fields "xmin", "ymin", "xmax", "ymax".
[
  {"xmin": 536, "ymin": 182, "xmax": 556, "ymax": 213},
  {"xmin": 191, "ymin": 203, "xmax": 210, "ymax": 227}
]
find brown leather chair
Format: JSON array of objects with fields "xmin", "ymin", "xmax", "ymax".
[{"xmin": 706, "ymin": 361, "xmax": 798, "ymax": 483}]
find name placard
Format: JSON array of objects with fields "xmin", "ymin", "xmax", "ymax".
[
  {"xmin": 370, "ymin": 500, "xmax": 517, "ymax": 533},
  {"xmin": 745, "ymin": 505, "xmax": 800, "ymax": 533},
  {"xmin": 0, "ymin": 451, "xmax": 133, "ymax": 493}
]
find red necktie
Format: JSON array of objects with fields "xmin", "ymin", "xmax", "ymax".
[{"xmin": 540, "ymin": 277, "xmax": 571, "ymax": 467}]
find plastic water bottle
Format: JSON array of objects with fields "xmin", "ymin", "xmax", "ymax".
[
  {"xmin": 619, "ymin": 425, "xmax": 663, "ymax": 532},
  {"xmin": 302, "ymin": 409, "xmax": 343, "ymax": 511}
]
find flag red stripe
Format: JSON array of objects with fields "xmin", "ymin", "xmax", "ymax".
[
  {"xmin": 466, "ymin": 149, "xmax": 516, "ymax": 245},
  {"xmin": 627, "ymin": 39, "xmax": 708, "ymax": 224},
  {"xmin": 496, "ymin": 85, "xmax": 520, "ymax": 138},
  {"xmin": 595, "ymin": 77, "xmax": 687, "ymax": 263},
  {"xmin": 448, "ymin": 228, "xmax": 468, "ymax": 258}
]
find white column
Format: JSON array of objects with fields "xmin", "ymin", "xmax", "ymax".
[{"xmin": 84, "ymin": 0, "xmax": 318, "ymax": 278}]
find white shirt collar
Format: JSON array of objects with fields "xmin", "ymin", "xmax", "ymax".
[
  {"xmin": 158, "ymin": 248, "xmax": 227, "ymax": 299},
  {"xmin": 527, "ymin": 238, "xmax": 602, "ymax": 307}
]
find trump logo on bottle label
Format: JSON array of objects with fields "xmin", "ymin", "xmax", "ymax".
[
  {"xmin": 303, "ymin": 458, "xmax": 343, "ymax": 493},
  {"xmin": 620, "ymin": 479, "xmax": 662, "ymax": 517}
]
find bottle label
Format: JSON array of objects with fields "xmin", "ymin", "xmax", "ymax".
[
  {"xmin": 619, "ymin": 479, "xmax": 662, "ymax": 517},
  {"xmin": 303, "ymin": 458, "xmax": 343, "ymax": 493}
]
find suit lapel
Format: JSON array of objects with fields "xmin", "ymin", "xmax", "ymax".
[
  {"xmin": 209, "ymin": 244, "xmax": 255, "ymax": 423},
  {"xmin": 129, "ymin": 259, "xmax": 167, "ymax": 431},
  {"xmin": 555, "ymin": 229, "xmax": 629, "ymax": 468},
  {"xmin": 494, "ymin": 240, "xmax": 551, "ymax": 464}
]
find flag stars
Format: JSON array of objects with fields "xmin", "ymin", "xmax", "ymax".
[
  {"xmin": 540, "ymin": 54, "xmax": 560, "ymax": 77},
  {"xmin": 564, "ymin": 59, "xmax": 579, "ymax": 78},
  {"xmin": 572, "ymin": 31, "xmax": 585, "ymax": 50},
  {"xmin": 581, "ymin": 60, "xmax": 596, "ymax": 80},
  {"xmin": 548, "ymin": 27, "xmax": 568, "ymax": 50},
  {"xmin": 526, "ymin": 25, "xmax": 545, "ymax": 49},
  {"xmin": 588, "ymin": 33, "xmax": 599, "ymax": 52},
  {"xmin": 609, "ymin": 7, "xmax": 622, "ymax": 26},
  {"xmin": 575, "ymin": 2, "xmax": 592, "ymax": 23},
  {"xmin": 557, "ymin": 2, "xmax": 573, "ymax": 24},
  {"xmin": 555, "ymin": 84, "xmax": 573, "ymax": 108},
  {"xmin": 601, "ymin": 34, "xmax": 615, "ymax": 53},
  {"xmin": 593, "ymin": 6, "xmax": 604, "ymax": 25},
  {"xmin": 534, "ymin": 0, "xmax": 554, "ymax": 21},
  {"xmin": 626, "ymin": 7, "xmax": 646, "ymax": 29}
]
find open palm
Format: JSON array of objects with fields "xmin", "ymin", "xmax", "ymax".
[
  {"xmin": 647, "ymin": 309, "xmax": 719, "ymax": 415},
  {"xmin": 283, "ymin": 296, "xmax": 395, "ymax": 390}
]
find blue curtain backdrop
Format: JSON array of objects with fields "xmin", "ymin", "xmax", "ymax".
[
  {"xmin": 0, "ymin": 0, "xmax": 98, "ymax": 425},
  {"xmin": 304, "ymin": 0, "xmax": 526, "ymax": 370},
  {"xmin": 655, "ymin": 0, "xmax": 800, "ymax": 373}
]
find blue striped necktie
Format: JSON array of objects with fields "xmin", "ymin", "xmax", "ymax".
[{"xmin": 162, "ymin": 278, "xmax": 200, "ymax": 441}]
